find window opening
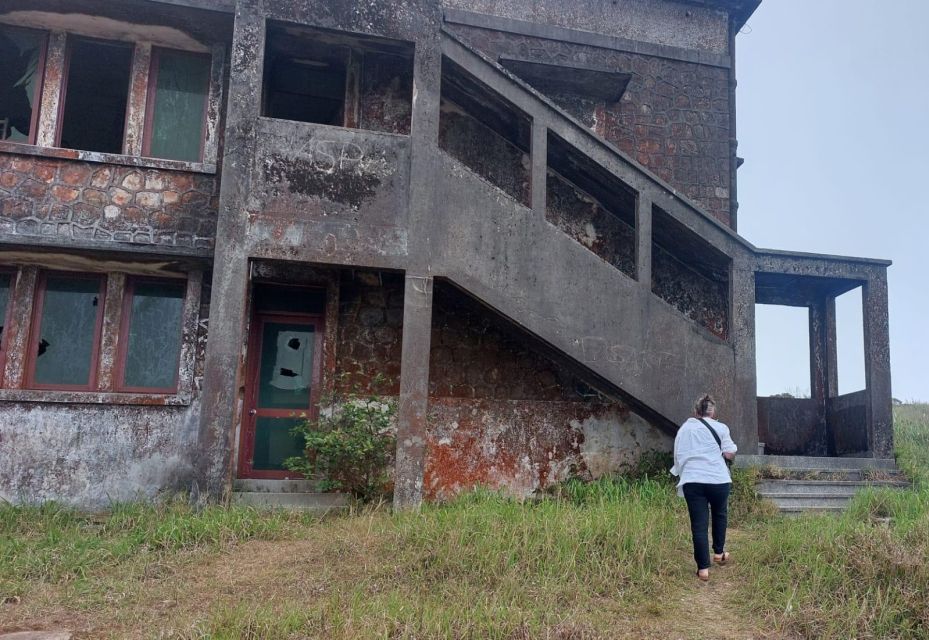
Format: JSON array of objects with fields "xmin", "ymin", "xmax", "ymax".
[
  {"xmin": 439, "ymin": 57, "xmax": 532, "ymax": 206},
  {"xmin": 835, "ymin": 286, "xmax": 865, "ymax": 394},
  {"xmin": 27, "ymin": 272, "xmax": 106, "ymax": 390},
  {"xmin": 144, "ymin": 48, "xmax": 211, "ymax": 162},
  {"xmin": 0, "ymin": 25, "xmax": 46, "ymax": 144},
  {"xmin": 755, "ymin": 304, "xmax": 811, "ymax": 398},
  {"xmin": 117, "ymin": 278, "xmax": 186, "ymax": 392},
  {"xmin": 58, "ymin": 37, "xmax": 133, "ymax": 154},
  {"xmin": 263, "ymin": 24, "xmax": 348, "ymax": 126},
  {"xmin": 651, "ymin": 206, "xmax": 730, "ymax": 339}
]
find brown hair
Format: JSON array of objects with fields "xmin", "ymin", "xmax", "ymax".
[{"xmin": 694, "ymin": 394, "xmax": 716, "ymax": 417}]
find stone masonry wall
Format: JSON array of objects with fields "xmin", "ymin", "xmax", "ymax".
[
  {"xmin": 0, "ymin": 153, "xmax": 218, "ymax": 249},
  {"xmin": 331, "ymin": 273, "xmax": 670, "ymax": 500},
  {"xmin": 448, "ymin": 25, "xmax": 734, "ymax": 226}
]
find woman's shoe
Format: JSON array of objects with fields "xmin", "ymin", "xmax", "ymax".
[
  {"xmin": 713, "ymin": 552, "xmax": 731, "ymax": 565},
  {"xmin": 696, "ymin": 569, "xmax": 710, "ymax": 581}
]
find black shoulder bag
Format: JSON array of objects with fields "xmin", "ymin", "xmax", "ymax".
[{"xmin": 697, "ymin": 418, "xmax": 733, "ymax": 467}]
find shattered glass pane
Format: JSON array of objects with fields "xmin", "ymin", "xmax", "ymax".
[
  {"xmin": 122, "ymin": 280, "xmax": 185, "ymax": 390},
  {"xmin": 257, "ymin": 322, "xmax": 314, "ymax": 409},
  {"xmin": 0, "ymin": 26, "xmax": 43, "ymax": 142},
  {"xmin": 32, "ymin": 275, "xmax": 103, "ymax": 387}
]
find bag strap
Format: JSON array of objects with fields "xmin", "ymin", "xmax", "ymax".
[{"xmin": 697, "ymin": 417, "xmax": 723, "ymax": 451}]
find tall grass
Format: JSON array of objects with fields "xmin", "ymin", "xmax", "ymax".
[
  {"xmin": 0, "ymin": 498, "xmax": 305, "ymax": 598},
  {"xmin": 738, "ymin": 404, "xmax": 929, "ymax": 639}
]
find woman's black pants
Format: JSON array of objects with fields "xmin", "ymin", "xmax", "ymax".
[{"xmin": 683, "ymin": 482, "xmax": 731, "ymax": 570}]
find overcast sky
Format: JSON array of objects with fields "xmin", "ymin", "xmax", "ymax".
[{"xmin": 735, "ymin": 0, "xmax": 928, "ymax": 401}]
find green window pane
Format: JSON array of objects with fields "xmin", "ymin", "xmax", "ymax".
[
  {"xmin": 0, "ymin": 26, "xmax": 43, "ymax": 142},
  {"xmin": 123, "ymin": 280, "xmax": 185, "ymax": 390},
  {"xmin": 148, "ymin": 51, "xmax": 210, "ymax": 162},
  {"xmin": 257, "ymin": 322, "xmax": 315, "ymax": 409},
  {"xmin": 33, "ymin": 276, "xmax": 102, "ymax": 387},
  {"xmin": 253, "ymin": 417, "xmax": 306, "ymax": 471},
  {"xmin": 0, "ymin": 273, "xmax": 10, "ymax": 350}
]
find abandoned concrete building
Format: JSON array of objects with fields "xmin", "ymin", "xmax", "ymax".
[{"xmin": 0, "ymin": 0, "xmax": 894, "ymax": 509}]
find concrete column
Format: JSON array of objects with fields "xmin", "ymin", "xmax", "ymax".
[
  {"xmin": 2, "ymin": 267, "xmax": 38, "ymax": 388},
  {"xmin": 123, "ymin": 43, "xmax": 152, "ymax": 157},
  {"xmin": 35, "ymin": 32, "xmax": 67, "ymax": 148},
  {"xmin": 730, "ymin": 255, "xmax": 758, "ymax": 451},
  {"xmin": 196, "ymin": 0, "xmax": 266, "ymax": 501},
  {"xmin": 809, "ymin": 296, "xmax": 838, "ymax": 455},
  {"xmin": 530, "ymin": 121, "xmax": 547, "ymax": 215},
  {"xmin": 862, "ymin": 273, "xmax": 893, "ymax": 458},
  {"xmin": 809, "ymin": 298, "xmax": 838, "ymax": 406},
  {"xmin": 97, "ymin": 273, "xmax": 127, "ymax": 392},
  {"xmin": 636, "ymin": 195, "xmax": 652, "ymax": 286},
  {"xmin": 394, "ymin": 275, "xmax": 434, "ymax": 509}
]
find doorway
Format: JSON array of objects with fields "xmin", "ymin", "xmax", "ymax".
[{"xmin": 238, "ymin": 295, "xmax": 325, "ymax": 479}]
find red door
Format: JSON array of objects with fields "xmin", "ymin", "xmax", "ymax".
[{"xmin": 238, "ymin": 313, "xmax": 324, "ymax": 479}]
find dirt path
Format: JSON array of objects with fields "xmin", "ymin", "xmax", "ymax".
[{"xmin": 629, "ymin": 530, "xmax": 787, "ymax": 640}]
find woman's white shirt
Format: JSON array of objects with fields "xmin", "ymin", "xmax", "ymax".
[{"xmin": 669, "ymin": 417, "xmax": 737, "ymax": 496}]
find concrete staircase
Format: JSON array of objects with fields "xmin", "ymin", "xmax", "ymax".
[
  {"xmin": 231, "ymin": 479, "xmax": 349, "ymax": 514},
  {"xmin": 736, "ymin": 455, "xmax": 910, "ymax": 514}
]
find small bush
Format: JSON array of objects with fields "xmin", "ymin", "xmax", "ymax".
[{"xmin": 285, "ymin": 393, "xmax": 397, "ymax": 502}]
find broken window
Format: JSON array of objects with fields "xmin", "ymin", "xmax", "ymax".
[
  {"xmin": 27, "ymin": 273, "xmax": 106, "ymax": 390},
  {"xmin": 117, "ymin": 278, "xmax": 186, "ymax": 392},
  {"xmin": 0, "ymin": 25, "xmax": 46, "ymax": 144},
  {"xmin": 144, "ymin": 48, "xmax": 211, "ymax": 163},
  {"xmin": 58, "ymin": 37, "xmax": 133, "ymax": 154},
  {"xmin": 263, "ymin": 24, "xmax": 348, "ymax": 126}
]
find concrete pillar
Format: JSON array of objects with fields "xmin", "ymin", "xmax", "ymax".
[
  {"xmin": 35, "ymin": 32, "xmax": 67, "ymax": 148},
  {"xmin": 809, "ymin": 297, "xmax": 838, "ymax": 405},
  {"xmin": 809, "ymin": 296, "xmax": 838, "ymax": 455},
  {"xmin": 393, "ymin": 275, "xmax": 434, "ymax": 509},
  {"xmin": 123, "ymin": 43, "xmax": 152, "ymax": 157},
  {"xmin": 730, "ymin": 255, "xmax": 758, "ymax": 451},
  {"xmin": 862, "ymin": 273, "xmax": 893, "ymax": 458},
  {"xmin": 636, "ymin": 195, "xmax": 652, "ymax": 286},
  {"xmin": 195, "ymin": 0, "xmax": 266, "ymax": 500},
  {"xmin": 530, "ymin": 121, "xmax": 547, "ymax": 215}
]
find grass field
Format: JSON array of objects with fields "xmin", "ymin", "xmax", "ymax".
[{"xmin": 0, "ymin": 405, "xmax": 926, "ymax": 639}]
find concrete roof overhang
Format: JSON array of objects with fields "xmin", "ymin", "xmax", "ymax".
[{"xmin": 674, "ymin": 0, "xmax": 762, "ymax": 30}]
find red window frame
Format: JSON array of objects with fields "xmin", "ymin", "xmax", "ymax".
[
  {"xmin": 0, "ymin": 25, "xmax": 48, "ymax": 146},
  {"xmin": 141, "ymin": 47, "xmax": 211, "ymax": 163},
  {"xmin": 0, "ymin": 268, "xmax": 17, "ymax": 387},
  {"xmin": 25, "ymin": 271, "xmax": 107, "ymax": 391},
  {"xmin": 114, "ymin": 276, "xmax": 187, "ymax": 394},
  {"xmin": 55, "ymin": 35, "xmax": 135, "ymax": 150}
]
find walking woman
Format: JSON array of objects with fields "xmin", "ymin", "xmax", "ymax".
[{"xmin": 670, "ymin": 394, "xmax": 737, "ymax": 581}]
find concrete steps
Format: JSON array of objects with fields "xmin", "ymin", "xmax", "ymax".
[
  {"xmin": 736, "ymin": 455, "xmax": 910, "ymax": 514},
  {"xmin": 231, "ymin": 479, "xmax": 349, "ymax": 513}
]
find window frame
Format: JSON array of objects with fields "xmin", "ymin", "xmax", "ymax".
[
  {"xmin": 141, "ymin": 46, "xmax": 212, "ymax": 163},
  {"xmin": 0, "ymin": 267, "xmax": 17, "ymax": 387},
  {"xmin": 54, "ymin": 34, "xmax": 135, "ymax": 152},
  {"xmin": 24, "ymin": 270, "xmax": 107, "ymax": 392},
  {"xmin": 0, "ymin": 25, "xmax": 49, "ymax": 146},
  {"xmin": 114, "ymin": 275, "xmax": 187, "ymax": 394}
]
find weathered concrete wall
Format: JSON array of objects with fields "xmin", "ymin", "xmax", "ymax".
[
  {"xmin": 441, "ymin": 0, "xmax": 730, "ymax": 54},
  {"xmin": 0, "ymin": 153, "xmax": 218, "ymax": 250},
  {"xmin": 0, "ymin": 403, "xmax": 201, "ymax": 508},
  {"xmin": 446, "ymin": 24, "xmax": 734, "ymax": 225},
  {"xmin": 828, "ymin": 390, "xmax": 869, "ymax": 456},
  {"xmin": 248, "ymin": 120, "xmax": 410, "ymax": 265},
  {"xmin": 757, "ymin": 396, "xmax": 826, "ymax": 456},
  {"xmin": 652, "ymin": 243, "xmax": 729, "ymax": 339}
]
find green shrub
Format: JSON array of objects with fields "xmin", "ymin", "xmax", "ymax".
[{"xmin": 285, "ymin": 393, "xmax": 397, "ymax": 502}]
